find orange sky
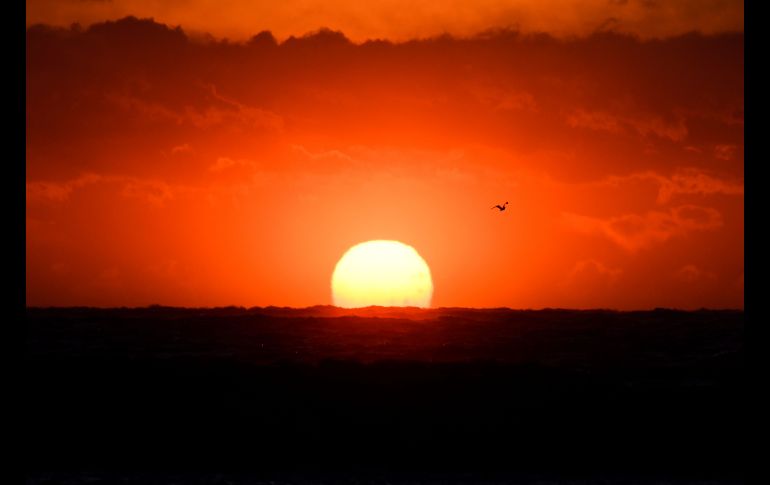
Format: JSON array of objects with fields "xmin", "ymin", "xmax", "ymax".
[{"xmin": 26, "ymin": 7, "xmax": 744, "ymax": 309}]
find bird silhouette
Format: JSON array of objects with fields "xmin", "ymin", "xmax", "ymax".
[{"xmin": 491, "ymin": 201, "xmax": 509, "ymax": 211}]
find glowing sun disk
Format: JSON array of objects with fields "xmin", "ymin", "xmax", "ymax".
[{"xmin": 331, "ymin": 240, "xmax": 433, "ymax": 308}]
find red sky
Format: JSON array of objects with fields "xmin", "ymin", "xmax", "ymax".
[{"xmin": 26, "ymin": 2, "xmax": 744, "ymax": 309}]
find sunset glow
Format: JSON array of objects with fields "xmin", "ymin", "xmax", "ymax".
[{"xmin": 25, "ymin": 3, "xmax": 743, "ymax": 310}]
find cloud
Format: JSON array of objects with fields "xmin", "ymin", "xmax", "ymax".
[
  {"xmin": 291, "ymin": 145, "xmax": 357, "ymax": 166},
  {"xmin": 121, "ymin": 179, "xmax": 175, "ymax": 206},
  {"xmin": 26, "ymin": 173, "xmax": 103, "ymax": 202},
  {"xmin": 714, "ymin": 144, "xmax": 738, "ymax": 161},
  {"xmin": 471, "ymin": 85, "xmax": 538, "ymax": 112},
  {"xmin": 191, "ymin": 84, "xmax": 284, "ymax": 131},
  {"xmin": 107, "ymin": 87, "xmax": 284, "ymax": 132},
  {"xmin": 105, "ymin": 93, "xmax": 176, "ymax": 122},
  {"xmin": 566, "ymin": 109, "xmax": 622, "ymax": 133},
  {"xmin": 27, "ymin": 18, "xmax": 743, "ymax": 180},
  {"xmin": 653, "ymin": 169, "xmax": 743, "ymax": 203},
  {"xmin": 25, "ymin": 0, "xmax": 743, "ymax": 42},
  {"xmin": 209, "ymin": 157, "xmax": 257, "ymax": 172},
  {"xmin": 170, "ymin": 143, "xmax": 194, "ymax": 155},
  {"xmin": 564, "ymin": 259, "xmax": 622, "ymax": 286},
  {"xmin": 563, "ymin": 204, "xmax": 723, "ymax": 252},
  {"xmin": 600, "ymin": 168, "xmax": 744, "ymax": 204},
  {"xmin": 28, "ymin": 173, "xmax": 181, "ymax": 207},
  {"xmin": 567, "ymin": 109, "xmax": 688, "ymax": 141},
  {"xmin": 674, "ymin": 264, "xmax": 717, "ymax": 283}
]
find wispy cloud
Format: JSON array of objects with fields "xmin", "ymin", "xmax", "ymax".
[
  {"xmin": 564, "ymin": 259, "xmax": 622, "ymax": 286},
  {"xmin": 28, "ymin": 173, "xmax": 184, "ymax": 207},
  {"xmin": 674, "ymin": 264, "xmax": 717, "ymax": 283},
  {"xmin": 106, "ymin": 84, "xmax": 283, "ymax": 132},
  {"xmin": 598, "ymin": 168, "xmax": 743, "ymax": 204},
  {"xmin": 26, "ymin": 173, "xmax": 103, "ymax": 202},
  {"xmin": 567, "ymin": 109, "xmax": 688, "ymax": 141},
  {"xmin": 209, "ymin": 157, "xmax": 258, "ymax": 172},
  {"xmin": 563, "ymin": 204, "xmax": 723, "ymax": 252}
]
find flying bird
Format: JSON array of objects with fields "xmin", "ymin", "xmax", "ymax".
[{"xmin": 491, "ymin": 201, "xmax": 509, "ymax": 211}]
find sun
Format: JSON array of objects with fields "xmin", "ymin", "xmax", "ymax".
[{"xmin": 332, "ymin": 240, "xmax": 433, "ymax": 308}]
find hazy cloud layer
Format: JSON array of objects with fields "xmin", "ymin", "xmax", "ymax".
[
  {"xmin": 27, "ymin": 18, "xmax": 743, "ymax": 180},
  {"xmin": 26, "ymin": 0, "xmax": 743, "ymax": 42}
]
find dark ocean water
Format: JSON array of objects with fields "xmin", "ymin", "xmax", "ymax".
[{"xmin": 25, "ymin": 307, "xmax": 744, "ymax": 483}]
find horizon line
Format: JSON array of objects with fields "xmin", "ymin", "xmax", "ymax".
[{"xmin": 25, "ymin": 304, "xmax": 744, "ymax": 312}]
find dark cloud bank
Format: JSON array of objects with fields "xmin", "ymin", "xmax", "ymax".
[{"xmin": 27, "ymin": 17, "xmax": 743, "ymax": 179}]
